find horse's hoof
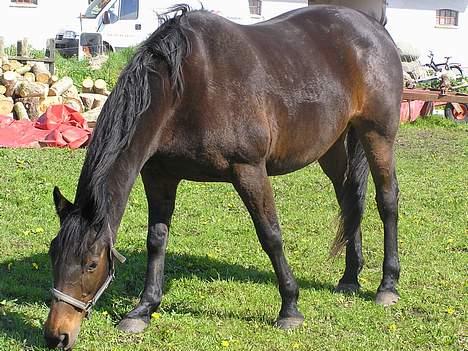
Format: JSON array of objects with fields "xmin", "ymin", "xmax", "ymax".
[
  {"xmin": 275, "ymin": 315, "xmax": 304, "ymax": 330},
  {"xmin": 334, "ymin": 282, "xmax": 360, "ymax": 294},
  {"xmin": 117, "ymin": 318, "xmax": 149, "ymax": 333},
  {"xmin": 375, "ymin": 291, "xmax": 400, "ymax": 306}
]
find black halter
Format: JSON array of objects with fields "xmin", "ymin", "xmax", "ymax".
[{"xmin": 51, "ymin": 245, "xmax": 126, "ymax": 316}]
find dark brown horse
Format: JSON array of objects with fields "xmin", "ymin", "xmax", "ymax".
[{"xmin": 44, "ymin": 5, "xmax": 402, "ymax": 349}]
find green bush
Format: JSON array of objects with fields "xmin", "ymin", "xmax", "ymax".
[
  {"xmin": 55, "ymin": 47, "xmax": 136, "ymax": 91},
  {"xmin": 4, "ymin": 44, "xmax": 46, "ymax": 59}
]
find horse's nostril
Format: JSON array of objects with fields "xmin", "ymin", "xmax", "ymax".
[
  {"xmin": 44, "ymin": 332, "xmax": 69, "ymax": 349},
  {"xmin": 59, "ymin": 333, "xmax": 69, "ymax": 348}
]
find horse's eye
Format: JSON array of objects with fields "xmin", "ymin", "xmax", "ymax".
[{"xmin": 87, "ymin": 262, "xmax": 98, "ymax": 272}]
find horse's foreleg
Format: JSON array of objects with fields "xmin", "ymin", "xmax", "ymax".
[
  {"xmin": 357, "ymin": 126, "xmax": 400, "ymax": 306},
  {"xmin": 319, "ymin": 131, "xmax": 367, "ymax": 294},
  {"xmin": 232, "ymin": 163, "xmax": 304, "ymax": 329},
  {"xmin": 117, "ymin": 173, "xmax": 179, "ymax": 333}
]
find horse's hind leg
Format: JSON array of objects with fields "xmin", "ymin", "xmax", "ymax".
[
  {"xmin": 319, "ymin": 129, "xmax": 368, "ymax": 293},
  {"xmin": 118, "ymin": 171, "xmax": 179, "ymax": 333},
  {"xmin": 356, "ymin": 121, "xmax": 400, "ymax": 306},
  {"xmin": 232, "ymin": 163, "xmax": 304, "ymax": 329}
]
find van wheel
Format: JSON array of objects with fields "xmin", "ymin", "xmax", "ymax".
[{"xmin": 103, "ymin": 42, "xmax": 113, "ymax": 54}]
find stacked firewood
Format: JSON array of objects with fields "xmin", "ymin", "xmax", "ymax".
[{"xmin": 0, "ymin": 56, "xmax": 108, "ymax": 122}]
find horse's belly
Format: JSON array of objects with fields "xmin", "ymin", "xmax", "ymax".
[
  {"xmin": 265, "ymin": 118, "xmax": 347, "ymax": 175},
  {"xmin": 266, "ymin": 153, "xmax": 320, "ymax": 176}
]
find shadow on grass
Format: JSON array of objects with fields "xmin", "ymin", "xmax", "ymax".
[
  {"xmin": 0, "ymin": 251, "xmax": 375, "ymax": 348},
  {"xmin": 0, "ymin": 311, "xmax": 46, "ymax": 350}
]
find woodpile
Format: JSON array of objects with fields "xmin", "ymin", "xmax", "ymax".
[{"xmin": 0, "ymin": 55, "xmax": 108, "ymax": 123}]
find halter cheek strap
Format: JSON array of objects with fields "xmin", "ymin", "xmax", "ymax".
[{"xmin": 51, "ymin": 246, "xmax": 126, "ymax": 316}]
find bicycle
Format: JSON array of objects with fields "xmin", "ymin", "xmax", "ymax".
[{"xmin": 425, "ymin": 51, "xmax": 464, "ymax": 81}]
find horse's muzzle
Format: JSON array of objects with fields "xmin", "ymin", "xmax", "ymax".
[{"xmin": 44, "ymin": 330, "xmax": 70, "ymax": 349}]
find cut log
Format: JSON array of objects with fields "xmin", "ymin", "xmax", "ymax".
[
  {"xmin": 93, "ymin": 79, "xmax": 107, "ymax": 95},
  {"xmin": 24, "ymin": 72, "xmax": 35, "ymax": 82},
  {"xmin": 82, "ymin": 106, "xmax": 102, "ymax": 124},
  {"xmin": 32, "ymin": 62, "xmax": 51, "ymax": 84},
  {"xmin": 62, "ymin": 85, "xmax": 79, "ymax": 99},
  {"xmin": 92, "ymin": 94, "xmax": 107, "ymax": 109},
  {"xmin": 82, "ymin": 78, "xmax": 94, "ymax": 93},
  {"xmin": 2, "ymin": 63, "xmax": 11, "ymax": 72},
  {"xmin": 39, "ymin": 96, "xmax": 63, "ymax": 114},
  {"xmin": 63, "ymin": 96, "xmax": 84, "ymax": 112},
  {"xmin": 48, "ymin": 76, "xmax": 73, "ymax": 96},
  {"xmin": 9, "ymin": 60, "xmax": 22, "ymax": 71},
  {"xmin": 15, "ymin": 64, "xmax": 32, "ymax": 75},
  {"xmin": 0, "ymin": 85, "xmax": 6, "ymax": 95},
  {"xmin": 17, "ymin": 81, "xmax": 49, "ymax": 98},
  {"xmin": 0, "ymin": 96, "xmax": 14, "ymax": 115},
  {"xmin": 49, "ymin": 74, "xmax": 59, "ymax": 85},
  {"xmin": 2, "ymin": 71, "xmax": 18, "ymax": 97},
  {"xmin": 79, "ymin": 93, "xmax": 96, "ymax": 110},
  {"xmin": 13, "ymin": 101, "xmax": 29, "ymax": 120},
  {"xmin": 15, "ymin": 97, "xmax": 41, "ymax": 120}
]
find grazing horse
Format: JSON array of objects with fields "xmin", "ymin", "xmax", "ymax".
[{"xmin": 44, "ymin": 5, "xmax": 402, "ymax": 349}]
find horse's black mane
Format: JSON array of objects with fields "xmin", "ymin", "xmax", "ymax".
[{"xmin": 56, "ymin": 5, "xmax": 192, "ymax": 258}]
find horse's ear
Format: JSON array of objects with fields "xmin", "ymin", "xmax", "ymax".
[{"xmin": 53, "ymin": 186, "xmax": 74, "ymax": 222}]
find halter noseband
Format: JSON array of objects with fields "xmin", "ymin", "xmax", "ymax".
[{"xmin": 51, "ymin": 246, "xmax": 126, "ymax": 316}]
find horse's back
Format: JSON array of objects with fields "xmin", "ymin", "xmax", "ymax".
[
  {"xmin": 157, "ymin": 7, "xmax": 402, "ymax": 178},
  {"xmin": 307, "ymin": 0, "xmax": 387, "ymax": 24}
]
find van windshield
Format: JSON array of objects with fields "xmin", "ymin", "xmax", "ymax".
[{"xmin": 83, "ymin": 0, "xmax": 112, "ymax": 18}]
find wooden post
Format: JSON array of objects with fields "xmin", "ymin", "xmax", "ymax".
[
  {"xmin": 17, "ymin": 38, "xmax": 30, "ymax": 57},
  {"xmin": 46, "ymin": 38, "xmax": 55, "ymax": 74},
  {"xmin": 23, "ymin": 38, "xmax": 29, "ymax": 57},
  {"xmin": 0, "ymin": 36, "xmax": 4, "ymax": 58}
]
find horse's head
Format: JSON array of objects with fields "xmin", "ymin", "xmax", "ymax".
[{"xmin": 44, "ymin": 187, "xmax": 123, "ymax": 349}]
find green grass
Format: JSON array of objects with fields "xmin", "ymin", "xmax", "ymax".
[
  {"xmin": 55, "ymin": 48, "xmax": 136, "ymax": 90},
  {"xmin": 0, "ymin": 116, "xmax": 466, "ymax": 350}
]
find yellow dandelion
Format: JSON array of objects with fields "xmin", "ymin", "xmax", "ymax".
[
  {"xmin": 292, "ymin": 342, "xmax": 301, "ymax": 349},
  {"xmin": 387, "ymin": 323, "xmax": 397, "ymax": 332},
  {"xmin": 446, "ymin": 307, "xmax": 455, "ymax": 315},
  {"xmin": 151, "ymin": 312, "xmax": 161, "ymax": 319},
  {"xmin": 221, "ymin": 340, "xmax": 230, "ymax": 347},
  {"xmin": 35, "ymin": 227, "xmax": 45, "ymax": 234}
]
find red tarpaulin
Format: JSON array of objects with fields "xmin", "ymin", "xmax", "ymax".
[{"xmin": 0, "ymin": 105, "xmax": 91, "ymax": 149}]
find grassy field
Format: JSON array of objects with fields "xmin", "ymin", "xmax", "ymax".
[{"xmin": 0, "ymin": 117, "xmax": 466, "ymax": 350}]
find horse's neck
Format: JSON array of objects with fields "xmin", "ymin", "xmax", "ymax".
[
  {"xmin": 106, "ymin": 147, "xmax": 147, "ymax": 232},
  {"xmin": 75, "ymin": 145, "xmax": 147, "ymax": 235}
]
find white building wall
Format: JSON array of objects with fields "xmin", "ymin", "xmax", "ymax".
[
  {"xmin": 1, "ymin": 0, "xmax": 88, "ymax": 49},
  {"xmin": 386, "ymin": 0, "xmax": 468, "ymax": 68},
  {"xmin": 261, "ymin": 0, "xmax": 308, "ymax": 20}
]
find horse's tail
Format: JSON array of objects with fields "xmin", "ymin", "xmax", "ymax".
[{"xmin": 330, "ymin": 126, "xmax": 369, "ymax": 256}]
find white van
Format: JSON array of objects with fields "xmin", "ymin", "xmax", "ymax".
[{"xmin": 55, "ymin": 0, "xmax": 254, "ymax": 58}]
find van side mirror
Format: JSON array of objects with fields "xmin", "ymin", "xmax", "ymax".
[{"xmin": 102, "ymin": 11, "xmax": 111, "ymax": 24}]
